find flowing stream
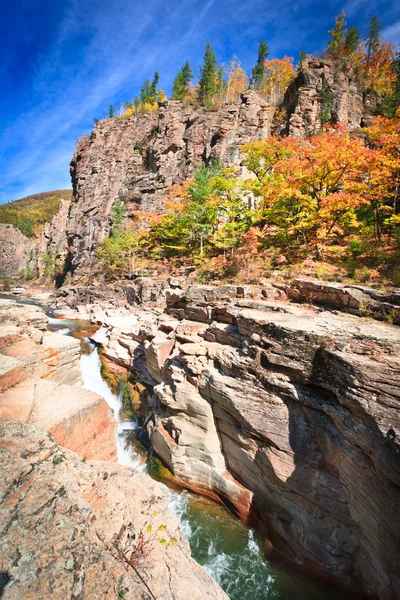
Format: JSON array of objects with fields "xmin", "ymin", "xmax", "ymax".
[{"xmin": 46, "ymin": 311, "xmax": 349, "ymax": 600}]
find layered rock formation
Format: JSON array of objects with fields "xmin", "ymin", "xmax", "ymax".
[
  {"xmin": 285, "ymin": 56, "xmax": 365, "ymax": 136},
  {"xmin": 74, "ymin": 280, "xmax": 400, "ymax": 600},
  {"xmin": 0, "ymin": 224, "xmax": 37, "ymax": 277},
  {"xmin": 0, "ymin": 299, "xmax": 116, "ymax": 461},
  {"xmin": 0, "ymin": 419, "xmax": 228, "ymax": 600},
  {"xmin": 68, "ymin": 91, "xmax": 272, "ymax": 273}
]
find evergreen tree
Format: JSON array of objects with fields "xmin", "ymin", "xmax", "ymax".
[
  {"xmin": 327, "ymin": 11, "xmax": 346, "ymax": 58},
  {"xmin": 140, "ymin": 79, "xmax": 152, "ymax": 104},
  {"xmin": 344, "ymin": 27, "xmax": 360, "ymax": 55},
  {"xmin": 109, "ymin": 104, "xmax": 115, "ymax": 118},
  {"xmin": 199, "ymin": 42, "xmax": 217, "ymax": 102},
  {"xmin": 382, "ymin": 48, "xmax": 400, "ymax": 117},
  {"xmin": 251, "ymin": 39, "xmax": 269, "ymax": 88},
  {"xmin": 171, "ymin": 61, "xmax": 193, "ymax": 100},
  {"xmin": 366, "ymin": 16, "xmax": 382, "ymax": 66},
  {"xmin": 298, "ymin": 50, "xmax": 307, "ymax": 64},
  {"xmin": 150, "ymin": 72, "xmax": 160, "ymax": 97}
]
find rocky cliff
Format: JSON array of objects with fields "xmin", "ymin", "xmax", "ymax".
[
  {"xmin": 65, "ymin": 279, "xmax": 400, "ymax": 600},
  {"xmin": 0, "ymin": 57, "xmax": 371, "ymax": 280},
  {"xmin": 68, "ymin": 90, "xmax": 272, "ymax": 273},
  {"xmin": 285, "ymin": 56, "xmax": 366, "ymax": 136},
  {"xmin": 0, "ymin": 224, "xmax": 37, "ymax": 277},
  {"xmin": 0, "ymin": 299, "xmax": 229, "ymax": 600}
]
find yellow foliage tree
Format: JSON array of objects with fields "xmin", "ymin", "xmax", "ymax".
[
  {"xmin": 261, "ymin": 57, "xmax": 295, "ymax": 104},
  {"xmin": 224, "ymin": 56, "xmax": 248, "ymax": 104}
]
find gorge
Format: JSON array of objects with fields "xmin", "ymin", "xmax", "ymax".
[{"xmin": 1, "ymin": 49, "xmax": 400, "ymax": 600}]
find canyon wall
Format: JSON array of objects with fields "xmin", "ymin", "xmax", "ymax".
[
  {"xmin": 67, "ymin": 90, "xmax": 272, "ymax": 273},
  {"xmin": 70, "ymin": 279, "xmax": 400, "ymax": 600},
  {"xmin": 0, "ymin": 57, "xmax": 370, "ymax": 279}
]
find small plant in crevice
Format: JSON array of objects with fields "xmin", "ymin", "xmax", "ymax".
[{"xmin": 110, "ymin": 519, "xmax": 176, "ymax": 600}]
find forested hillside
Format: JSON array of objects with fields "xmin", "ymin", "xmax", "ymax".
[{"xmin": 0, "ymin": 189, "xmax": 72, "ymax": 237}]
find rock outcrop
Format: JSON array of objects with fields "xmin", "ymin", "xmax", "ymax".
[
  {"xmin": 0, "ymin": 195, "xmax": 71, "ymax": 279},
  {"xmin": 0, "ymin": 299, "xmax": 116, "ymax": 461},
  {"xmin": 0, "ymin": 224, "xmax": 37, "ymax": 277},
  {"xmin": 80, "ymin": 281, "xmax": 400, "ymax": 600},
  {"xmin": 0, "ymin": 419, "xmax": 228, "ymax": 600},
  {"xmin": 285, "ymin": 56, "xmax": 365, "ymax": 136},
  {"xmin": 68, "ymin": 91, "xmax": 272, "ymax": 272}
]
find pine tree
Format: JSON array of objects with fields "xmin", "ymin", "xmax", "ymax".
[
  {"xmin": 171, "ymin": 61, "xmax": 193, "ymax": 100},
  {"xmin": 109, "ymin": 104, "xmax": 115, "ymax": 118},
  {"xmin": 366, "ymin": 16, "xmax": 382, "ymax": 67},
  {"xmin": 150, "ymin": 72, "xmax": 160, "ymax": 97},
  {"xmin": 199, "ymin": 43, "xmax": 217, "ymax": 102},
  {"xmin": 251, "ymin": 39, "xmax": 269, "ymax": 88},
  {"xmin": 344, "ymin": 27, "xmax": 360, "ymax": 55},
  {"xmin": 140, "ymin": 79, "xmax": 152, "ymax": 104},
  {"xmin": 327, "ymin": 11, "xmax": 347, "ymax": 58},
  {"xmin": 382, "ymin": 49, "xmax": 400, "ymax": 117}
]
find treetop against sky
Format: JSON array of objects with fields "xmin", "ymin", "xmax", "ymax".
[{"xmin": 0, "ymin": 0, "xmax": 399, "ymax": 204}]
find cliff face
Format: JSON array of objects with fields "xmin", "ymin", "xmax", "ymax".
[
  {"xmin": 0, "ymin": 198, "xmax": 70, "ymax": 279},
  {"xmin": 68, "ymin": 91, "xmax": 272, "ymax": 273},
  {"xmin": 0, "ymin": 59, "xmax": 370, "ymax": 280},
  {"xmin": 67, "ymin": 279, "xmax": 400, "ymax": 600},
  {"xmin": 285, "ymin": 57, "xmax": 365, "ymax": 136},
  {"xmin": 0, "ymin": 224, "xmax": 37, "ymax": 277}
]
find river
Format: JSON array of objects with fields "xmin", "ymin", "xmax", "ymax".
[{"xmin": 45, "ymin": 310, "xmax": 349, "ymax": 600}]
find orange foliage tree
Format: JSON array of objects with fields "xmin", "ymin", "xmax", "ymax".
[{"xmin": 242, "ymin": 127, "xmax": 384, "ymax": 247}]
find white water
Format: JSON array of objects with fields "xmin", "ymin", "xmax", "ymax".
[
  {"xmin": 80, "ymin": 341, "xmax": 144, "ymax": 469},
  {"xmin": 47, "ymin": 316, "xmax": 339, "ymax": 600}
]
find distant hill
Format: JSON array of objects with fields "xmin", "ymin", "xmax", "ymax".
[{"xmin": 0, "ymin": 189, "xmax": 72, "ymax": 237}]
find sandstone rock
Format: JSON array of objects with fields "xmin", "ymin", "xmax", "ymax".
[
  {"xmin": 74, "ymin": 281, "xmax": 400, "ymax": 598},
  {"xmin": 0, "ymin": 377, "xmax": 117, "ymax": 461},
  {"xmin": 0, "ymin": 354, "xmax": 25, "ymax": 393},
  {"xmin": 144, "ymin": 336, "xmax": 175, "ymax": 383},
  {"xmin": 0, "ymin": 419, "xmax": 228, "ymax": 600},
  {"xmin": 283, "ymin": 278, "xmax": 400, "ymax": 324}
]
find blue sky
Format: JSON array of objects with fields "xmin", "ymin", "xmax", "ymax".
[{"xmin": 1, "ymin": 0, "xmax": 399, "ymax": 204}]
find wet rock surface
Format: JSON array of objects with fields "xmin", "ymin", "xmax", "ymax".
[{"xmin": 79, "ymin": 281, "xmax": 400, "ymax": 599}]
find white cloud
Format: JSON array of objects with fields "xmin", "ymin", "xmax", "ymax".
[{"xmin": 382, "ymin": 21, "xmax": 400, "ymax": 45}]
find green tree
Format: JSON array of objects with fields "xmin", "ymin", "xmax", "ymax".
[
  {"xmin": 150, "ymin": 72, "xmax": 160, "ymax": 97},
  {"xmin": 171, "ymin": 61, "xmax": 194, "ymax": 100},
  {"xmin": 199, "ymin": 43, "xmax": 217, "ymax": 102},
  {"xmin": 345, "ymin": 27, "xmax": 360, "ymax": 55},
  {"xmin": 327, "ymin": 11, "xmax": 347, "ymax": 58},
  {"xmin": 251, "ymin": 39, "xmax": 269, "ymax": 88},
  {"xmin": 111, "ymin": 199, "xmax": 127, "ymax": 235},
  {"xmin": 140, "ymin": 79, "xmax": 153, "ymax": 104},
  {"xmin": 96, "ymin": 229, "xmax": 138, "ymax": 279},
  {"xmin": 382, "ymin": 49, "xmax": 400, "ymax": 117},
  {"xmin": 320, "ymin": 78, "xmax": 333, "ymax": 126},
  {"xmin": 109, "ymin": 104, "xmax": 115, "ymax": 118},
  {"xmin": 298, "ymin": 49, "xmax": 307, "ymax": 69},
  {"xmin": 366, "ymin": 16, "xmax": 382, "ymax": 67}
]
